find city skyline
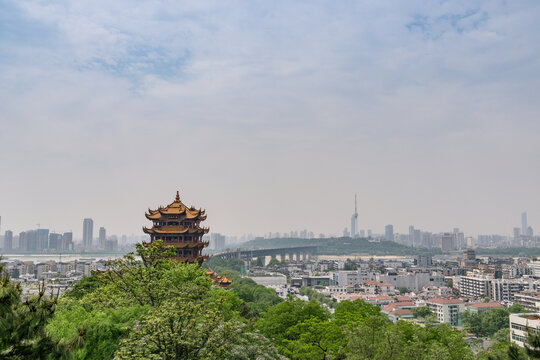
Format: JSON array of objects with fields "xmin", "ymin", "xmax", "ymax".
[{"xmin": 0, "ymin": 208, "xmax": 536, "ymax": 242}]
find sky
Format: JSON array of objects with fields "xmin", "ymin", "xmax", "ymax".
[{"xmin": 1, "ymin": 0, "xmax": 539, "ymax": 240}]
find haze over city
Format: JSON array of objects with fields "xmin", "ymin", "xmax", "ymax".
[{"xmin": 1, "ymin": 1, "xmax": 539, "ymax": 237}]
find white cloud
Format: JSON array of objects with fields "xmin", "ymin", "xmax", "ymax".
[{"xmin": 0, "ymin": 0, "xmax": 539, "ymax": 238}]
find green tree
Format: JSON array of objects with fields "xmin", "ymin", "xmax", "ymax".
[
  {"xmin": 333, "ymin": 299, "xmax": 382, "ymax": 327},
  {"xmin": 492, "ymin": 328, "xmax": 510, "ymax": 343},
  {"xmin": 113, "ymin": 298, "xmax": 282, "ymax": 360},
  {"xmin": 411, "ymin": 306, "xmax": 433, "ymax": 319},
  {"xmin": 267, "ymin": 258, "xmax": 282, "ymax": 267},
  {"xmin": 508, "ymin": 304, "xmax": 527, "ymax": 314},
  {"xmin": 525, "ymin": 329, "xmax": 540, "ymax": 359},
  {"xmin": 282, "ymin": 318, "xmax": 346, "ymax": 360},
  {"xmin": 0, "ymin": 264, "xmax": 78, "ymax": 359},
  {"xmin": 481, "ymin": 309, "xmax": 510, "ymax": 337},
  {"xmin": 254, "ymin": 257, "xmax": 264, "ymax": 267},
  {"xmin": 398, "ymin": 287, "xmax": 409, "ymax": 295},
  {"xmin": 255, "ymin": 298, "xmax": 329, "ymax": 349},
  {"xmin": 462, "ymin": 312, "xmax": 483, "ymax": 336},
  {"xmin": 231, "ymin": 277, "xmax": 282, "ymax": 316},
  {"xmin": 48, "ymin": 241, "xmax": 258, "ymax": 359}
]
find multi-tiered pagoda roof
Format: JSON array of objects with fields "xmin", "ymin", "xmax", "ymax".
[{"xmin": 143, "ymin": 191, "xmax": 209, "ymax": 264}]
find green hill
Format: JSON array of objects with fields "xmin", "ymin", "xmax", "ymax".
[{"xmin": 241, "ymin": 237, "xmax": 438, "ymax": 256}]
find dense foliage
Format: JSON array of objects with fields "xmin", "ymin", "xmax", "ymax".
[
  {"xmin": 241, "ymin": 237, "xmax": 441, "ymax": 256},
  {"xmin": 299, "ymin": 286, "xmax": 336, "ymax": 308},
  {"xmin": 47, "ymin": 242, "xmax": 282, "ymax": 359},
  {"xmin": 0, "ymin": 263, "xmax": 79, "ymax": 359}
]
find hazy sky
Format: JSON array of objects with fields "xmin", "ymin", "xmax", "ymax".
[{"xmin": 1, "ymin": 1, "xmax": 539, "ymax": 239}]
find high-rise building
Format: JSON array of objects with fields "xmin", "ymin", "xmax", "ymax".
[
  {"xmin": 37, "ymin": 229, "xmax": 49, "ymax": 250},
  {"xmin": 83, "ymin": 218, "xmax": 94, "ymax": 249},
  {"xmin": 104, "ymin": 238, "xmax": 118, "ymax": 251},
  {"xmin": 99, "ymin": 227, "xmax": 106, "ymax": 248},
  {"xmin": 385, "ymin": 225, "xmax": 394, "ymax": 242},
  {"xmin": 4, "ymin": 230, "xmax": 13, "ymax": 251},
  {"xmin": 409, "ymin": 226, "xmax": 415, "ymax": 247},
  {"xmin": 48, "ymin": 233, "xmax": 62, "ymax": 251},
  {"xmin": 514, "ymin": 227, "xmax": 521, "ymax": 243},
  {"xmin": 522, "ymin": 212, "xmax": 528, "ymax": 236},
  {"xmin": 210, "ymin": 233, "xmax": 226, "ymax": 250},
  {"xmin": 26, "ymin": 230, "xmax": 38, "ymax": 251},
  {"xmin": 18, "ymin": 231, "xmax": 27, "ymax": 251},
  {"xmin": 441, "ymin": 233, "xmax": 455, "ymax": 252},
  {"xmin": 63, "ymin": 232, "xmax": 73, "ymax": 251},
  {"xmin": 350, "ymin": 194, "xmax": 358, "ymax": 238}
]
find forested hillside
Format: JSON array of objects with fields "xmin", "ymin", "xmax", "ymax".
[{"xmin": 242, "ymin": 237, "xmax": 440, "ymax": 256}]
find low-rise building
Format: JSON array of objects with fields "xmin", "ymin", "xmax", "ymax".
[
  {"xmin": 382, "ymin": 302, "xmax": 416, "ymax": 322},
  {"xmin": 302, "ymin": 276, "xmax": 331, "ymax": 287},
  {"xmin": 360, "ymin": 280, "xmax": 395, "ymax": 295},
  {"xmin": 426, "ymin": 298, "xmax": 465, "ymax": 326},
  {"xmin": 467, "ymin": 302, "xmax": 503, "ymax": 314},
  {"xmin": 510, "ymin": 313, "xmax": 540, "ymax": 347},
  {"xmin": 378, "ymin": 271, "xmax": 445, "ymax": 291},
  {"xmin": 514, "ymin": 291, "xmax": 540, "ymax": 312}
]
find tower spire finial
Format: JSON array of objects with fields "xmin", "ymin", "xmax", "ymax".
[
  {"xmin": 176, "ymin": 191, "xmax": 180, "ymax": 202},
  {"xmin": 355, "ymin": 193, "xmax": 357, "ymax": 214}
]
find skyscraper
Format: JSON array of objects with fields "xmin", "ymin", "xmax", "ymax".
[
  {"xmin": 350, "ymin": 194, "xmax": 358, "ymax": 238},
  {"xmin": 385, "ymin": 225, "xmax": 394, "ymax": 242},
  {"xmin": 63, "ymin": 232, "xmax": 73, "ymax": 251},
  {"xmin": 522, "ymin": 212, "xmax": 528, "ymax": 235},
  {"xmin": 99, "ymin": 227, "xmax": 106, "ymax": 248},
  {"xmin": 37, "ymin": 229, "xmax": 49, "ymax": 250},
  {"xmin": 4, "ymin": 230, "xmax": 13, "ymax": 251},
  {"xmin": 49, "ymin": 233, "xmax": 62, "ymax": 251},
  {"xmin": 83, "ymin": 218, "xmax": 94, "ymax": 249}
]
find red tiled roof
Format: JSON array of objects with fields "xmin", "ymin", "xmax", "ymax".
[
  {"xmin": 469, "ymin": 302, "xmax": 503, "ymax": 308},
  {"xmin": 389, "ymin": 309, "xmax": 412, "ymax": 316},
  {"xmin": 362, "ymin": 280, "xmax": 380, "ymax": 285},
  {"xmin": 428, "ymin": 298, "xmax": 463, "ymax": 305},
  {"xmin": 382, "ymin": 302, "xmax": 415, "ymax": 312}
]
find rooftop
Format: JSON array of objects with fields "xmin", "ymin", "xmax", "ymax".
[
  {"xmin": 469, "ymin": 302, "xmax": 503, "ymax": 308},
  {"xmin": 428, "ymin": 298, "xmax": 464, "ymax": 305}
]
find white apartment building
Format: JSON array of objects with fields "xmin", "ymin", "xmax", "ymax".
[
  {"xmin": 331, "ymin": 271, "xmax": 376, "ymax": 286},
  {"xmin": 491, "ymin": 278, "xmax": 539, "ymax": 304},
  {"xmin": 377, "ymin": 271, "xmax": 446, "ymax": 291},
  {"xmin": 528, "ymin": 261, "xmax": 540, "ymax": 277},
  {"xmin": 459, "ymin": 273, "xmax": 494, "ymax": 298},
  {"xmin": 514, "ymin": 291, "xmax": 540, "ymax": 312},
  {"xmin": 510, "ymin": 313, "xmax": 540, "ymax": 347},
  {"xmin": 426, "ymin": 298, "xmax": 465, "ymax": 326}
]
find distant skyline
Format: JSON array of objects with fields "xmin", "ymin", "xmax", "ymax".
[{"xmin": 1, "ymin": 1, "xmax": 539, "ymax": 237}]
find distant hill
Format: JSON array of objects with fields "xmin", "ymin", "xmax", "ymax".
[
  {"xmin": 240, "ymin": 237, "xmax": 438, "ymax": 256},
  {"xmin": 475, "ymin": 247, "xmax": 540, "ymax": 257}
]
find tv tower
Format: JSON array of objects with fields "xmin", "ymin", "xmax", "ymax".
[{"xmin": 350, "ymin": 194, "xmax": 358, "ymax": 238}]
